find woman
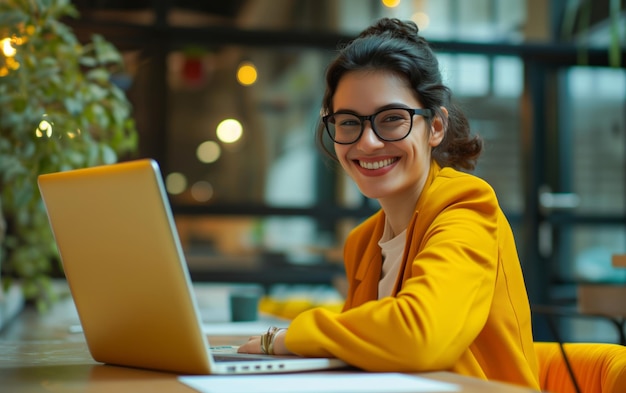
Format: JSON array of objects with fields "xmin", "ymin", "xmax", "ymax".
[{"xmin": 238, "ymin": 17, "xmax": 540, "ymax": 389}]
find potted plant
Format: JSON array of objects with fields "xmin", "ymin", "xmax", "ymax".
[{"xmin": 0, "ymin": 0, "xmax": 138, "ymax": 312}]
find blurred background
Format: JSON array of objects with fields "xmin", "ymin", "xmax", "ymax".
[{"xmin": 10, "ymin": 0, "xmax": 626, "ymax": 342}]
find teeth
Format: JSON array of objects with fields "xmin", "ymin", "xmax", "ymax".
[{"xmin": 359, "ymin": 158, "xmax": 396, "ymax": 170}]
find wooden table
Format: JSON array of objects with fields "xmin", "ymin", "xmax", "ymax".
[{"xmin": 0, "ymin": 295, "xmax": 539, "ymax": 393}]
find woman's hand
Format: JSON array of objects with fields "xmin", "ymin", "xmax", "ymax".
[
  {"xmin": 237, "ymin": 329, "xmax": 293, "ymax": 356},
  {"xmin": 237, "ymin": 335, "xmax": 263, "ymax": 354}
]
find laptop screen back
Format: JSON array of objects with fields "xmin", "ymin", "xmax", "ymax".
[{"xmin": 38, "ymin": 159, "xmax": 213, "ymax": 374}]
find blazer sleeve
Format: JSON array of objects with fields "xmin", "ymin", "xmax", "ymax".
[{"xmin": 284, "ymin": 174, "xmax": 501, "ymax": 372}]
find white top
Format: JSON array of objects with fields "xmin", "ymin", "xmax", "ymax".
[{"xmin": 377, "ymin": 219, "xmax": 407, "ymax": 299}]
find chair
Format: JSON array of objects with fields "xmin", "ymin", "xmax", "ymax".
[{"xmin": 534, "ymin": 342, "xmax": 626, "ymax": 393}]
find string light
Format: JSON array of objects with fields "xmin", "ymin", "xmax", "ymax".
[
  {"xmin": 216, "ymin": 118, "xmax": 243, "ymax": 143},
  {"xmin": 237, "ymin": 61, "xmax": 258, "ymax": 86},
  {"xmin": 381, "ymin": 0, "xmax": 401, "ymax": 8}
]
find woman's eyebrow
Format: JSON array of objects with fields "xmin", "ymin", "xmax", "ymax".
[{"xmin": 332, "ymin": 103, "xmax": 414, "ymax": 114}]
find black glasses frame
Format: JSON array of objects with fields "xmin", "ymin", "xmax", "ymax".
[{"xmin": 322, "ymin": 107, "xmax": 432, "ymax": 145}]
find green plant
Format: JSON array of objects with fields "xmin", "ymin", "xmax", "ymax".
[{"xmin": 0, "ymin": 0, "xmax": 138, "ymax": 311}]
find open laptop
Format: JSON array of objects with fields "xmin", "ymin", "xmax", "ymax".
[{"xmin": 38, "ymin": 158, "xmax": 347, "ymax": 375}]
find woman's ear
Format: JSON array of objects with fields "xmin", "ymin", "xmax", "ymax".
[{"xmin": 429, "ymin": 106, "xmax": 447, "ymax": 147}]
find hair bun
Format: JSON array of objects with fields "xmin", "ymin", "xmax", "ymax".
[{"xmin": 358, "ymin": 18, "xmax": 420, "ymax": 43}]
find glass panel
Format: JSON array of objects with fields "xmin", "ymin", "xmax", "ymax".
[
  {"xmin": 493, "ymin": 56, "xmax": 524, "ymax": 97},
  {"xmin": 567, "ymin": 67, "xmax": 626, "ymax": 214},
  {"xmin": 441, "ymin": 55, "xmax": 524, "ymax": 213},
  {"xmin": 165, "ymin": 46, "xmax": 332, "ymax": 206},
  {"xmin": 426, "ymin": 0, "xmax": 526, "ymax": 42},
  {"xmin": 564, "ymin": 318, "xmax": 622, "ymax": 343},
  {"xmin": 472, "ymin": 110, "xmax": 524, "ymax": 213},
  {"xmin": 160, "ymin": 0, "xmax": 529, "ymax": 43},
  {"xmin": 72, "ymin": 1, "xmax": 530, "ymax": 44},
  {"xmin": 176, "ymin": 214, "xmax": 343, "ymax": 267},
  {"xmin": 177, "ymin": 215, "xmax": 260, "ymax": 259},
  {"xmin": 559, "ymin": 225, "xmax": 626, "ymax": 342},
  {"xmin": 571, "ymin": 227, "xmax": 626, "ymax": 283},
  {"xmin": 441, "ymin": 54, "xmax": 492, "ymax": 96}
]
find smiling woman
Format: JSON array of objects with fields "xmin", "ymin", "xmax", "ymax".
[
  {"xmin": 236, "ymin": 17, "xmax": 540, "ymax": 390},
  {"xmin": 50, "ymin": 0, "xmax": 625, "ymax": 350},
  {"xmin": 325, "ymin": 70, "xmax": 445, "ymax": 213}
]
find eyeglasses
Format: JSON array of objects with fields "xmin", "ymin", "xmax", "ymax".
[{"xmin": 322, "ymin": 107, "xmax": 432, "ymax": 145}]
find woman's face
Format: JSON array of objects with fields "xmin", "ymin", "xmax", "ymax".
[{"xmin": 332, "ymin": 70, "xmax": 444, "ymax": 205}]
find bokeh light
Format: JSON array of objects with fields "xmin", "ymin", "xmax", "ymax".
[
  {"xmin": 166, "ymin": 172, "xmax": 187, "ymax": 195},
  {"xmin": 196, "ymin": 140, "xmax": 221, "ymax": 163},
  {"xmin": 35, "ymin": 119, "xmax": 53, "ymax": 138},
  {"xmin": 381, "ymin": 0, "xmax": 401, "ymax": 8},
  {"xmin": 237, "ymin": 61, "xmax": 258, "ymax": 86},
  {"xmin": 191, "ymin": 180, "xmax": 214, "ymax": 202},
  {"xmin": 1, "ymin": 37, "xmax": 16, "ymax": 57},
  {"xmin": 412, "ymin": 12, "xmax": 430, "ymax": 30},
  {"xmin": 216, "ymin": 118, "xmax": 243, "ymax": 143}
]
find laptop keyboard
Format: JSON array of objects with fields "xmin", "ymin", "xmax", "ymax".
[
  {"xmin": 213, "ymin": 354, "xmax": 276, "ymax": 362},
  {"xmin": 209, "ymin": 345, "xmax": 297, "ymax": 363}
]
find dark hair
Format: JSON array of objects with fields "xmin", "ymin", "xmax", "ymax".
[{"xmin": 316, "ymin": 18, "xmax": 482, "ymax": 171}]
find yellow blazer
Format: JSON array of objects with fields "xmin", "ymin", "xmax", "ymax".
[{"xmin": 285, "ymin": 162, "xmax": 540, "ymax": 389}]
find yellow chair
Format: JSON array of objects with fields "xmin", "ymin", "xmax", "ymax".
[{"xmin": 534, "ymin": 342, "xmax": 626, "ymax": 393}]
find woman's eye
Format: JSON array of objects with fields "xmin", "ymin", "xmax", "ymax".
[
  {"xmin": 381, "ymin": 114, "xmax": 404, "ymax": 123},
  {"xmin": 336, "ymin": 118, "xmax": 360, "ymax": 127}
]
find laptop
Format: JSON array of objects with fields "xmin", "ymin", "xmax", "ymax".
[{"xmin": 38, "ymin": 158, "xmax": 347, "ymax": 375}]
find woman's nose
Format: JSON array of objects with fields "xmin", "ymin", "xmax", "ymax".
[{"xmin": 355, "ymin": 121, "xmax": 384, "ymax": 150}]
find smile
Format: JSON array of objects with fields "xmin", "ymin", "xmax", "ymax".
[{"xmin": 358, "ymin": 158, "xmax": 398, "ymax": 170}]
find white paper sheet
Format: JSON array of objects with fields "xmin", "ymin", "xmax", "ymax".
[{"xmin": 178, "ymin": 372, "xmax": 460, "ymax": 393}]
